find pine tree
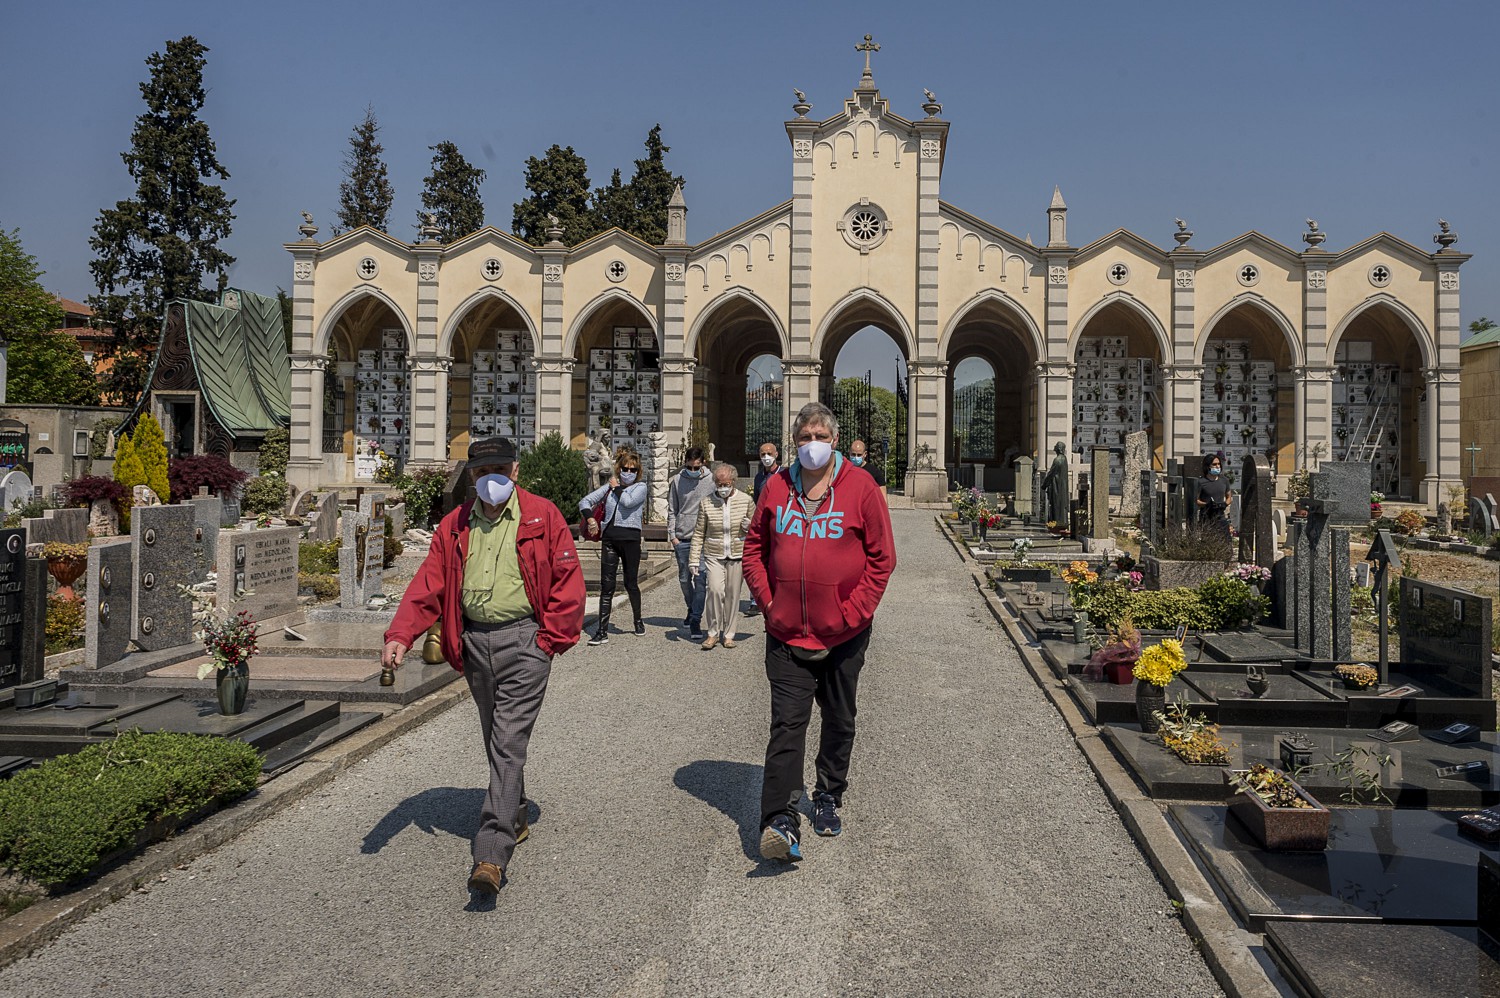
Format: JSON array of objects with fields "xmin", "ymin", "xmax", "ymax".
[
  {"xmin": 418, "ymin": 141, "xmax": 486, "ymax": 242},
  {"xmin": 512, "ymin": 145, "xmax": 593, "ymax": 245},
  {"xmin": 590, "ymin": 169, "xmax": 637, "ymax": 236},
  {"xmin": 132, "ymin": 412, "xmax": 171, "ymax": 503},
  {"xmin": 113, "ymin": 432, "xmax": 144, "ymax": 493},
  {"xmin": 336, "ymin": 106, "xmax": 394, "ymax": 233},
  {"xmin": 88, "ymin": 36, "xmax": 236, "ymax": 408},
  {"xmin": 626, "ymin": 125, "xmax": 685, "ymax": 245}
]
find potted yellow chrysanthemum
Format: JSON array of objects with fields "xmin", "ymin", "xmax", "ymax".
[{"xmin": 1132, "ymin": 638, "xmax": 1188, "ymax": 733}]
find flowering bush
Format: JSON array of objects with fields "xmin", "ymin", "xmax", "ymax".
[
  {"xmin": 178, "ymin": 578, "xmax": 259, "ymax": 681},
  {"xmin": 1227, "ymin": 563, "xmax": 1272, "ymax": 584},
  {"xmin": 1061, "ymin": 560, "xmax": 1099, "ymax": 607},
  {"xmin": 1123, "ymin": 570, "xmax": 1144, "ymax": 591},
  {"xmin": 1393, "ymin": 509, "xmax": 1425, "ymax": 536},
  {"xmin": 1010, "ymin": 536, "xmax": 1034, "ymax": 563},
  {"xmin": 1133, "ymin": 638, "xmax": 1188, "ymax": 687}
]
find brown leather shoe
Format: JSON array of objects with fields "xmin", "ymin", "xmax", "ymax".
[
  {"xmin": 468, "ymin": 861, "xmax": 503, "ymax": 895},
  {"xmin": 515, "ymin": 800, "xmax": 530, "ymax": 844},
  {"xmin": 700, "ymin": 634, "xmax": 719, "ymax": 650}
]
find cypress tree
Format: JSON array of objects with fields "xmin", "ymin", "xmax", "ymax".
[
  {"xmin": 336, "ymin": 106, "xmax": 395, "ymax": 233},
  {"xmin": 132, "ymin": 412, "xmax": 171, "ymax": 503},
  {"xmin": 590, "ymin": 169, "xmax": 637, "ymax": 237},
  {"xmin": 88, "ymin": 36, "xmax": 236, "ymax": 408},
  {"xmin": 418, "ymin": 141, "xmax": 486, "ymax": 242},
  {"xmin": 511, "ymin": 145, "xmax": 592, "ymax": 245},
  {"xmin": 626, "ymin": 125, "xmax": 685, "ymax": 245},
  {"xmin": 113, "ymin": 433, "xmax": 144, "ymax": 493}
]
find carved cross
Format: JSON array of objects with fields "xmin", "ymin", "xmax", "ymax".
[
  {"xmin": 1467, "ymin": 441, "xmax": 1482, "ymax": 477},
  {"xmin": 855, "ymin": 34, "xmax": 880, "ymax": 82}
]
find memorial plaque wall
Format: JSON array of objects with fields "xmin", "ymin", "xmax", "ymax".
[{"xmin": 0, "ymin": 530, "xmax": 27, "ymax": 690}]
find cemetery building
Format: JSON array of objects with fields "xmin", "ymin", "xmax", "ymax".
[
  {"xmin": 284, "ymin": 39, "xmax": 1466, "ymax": 505},
  {"xmin": 1459, "ymin": 325, "xmax": 1500, "ymax": 486}
]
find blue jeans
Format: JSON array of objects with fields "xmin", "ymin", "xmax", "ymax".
[{"xmin": 674, "ymin": 540, "xmax": 707, "ymax": 622}]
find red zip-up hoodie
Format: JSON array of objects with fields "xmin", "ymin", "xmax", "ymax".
[
  {"xmin": 742, "ymin": 453, "xmax": 896, "ymax": 651},
  {"xmin": 385, "ymin": 489, "xmax": 585, "ymax": 668}
]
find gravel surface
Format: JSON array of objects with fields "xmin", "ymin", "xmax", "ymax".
[{"xmin": 1, "ymin": 510, "xmax": 1222, "ymax": 997}]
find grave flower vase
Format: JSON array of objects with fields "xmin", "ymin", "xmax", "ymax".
[
  {"xmin": 46, "ymin": 555, "xmax": 88, "ymax": 602},
  {"xmin": 1135, "ymin": 681, "xmax": 1166, "ymax": 732},
  {"xmin": 216, "ymin": 661, "xmax": 250, "ymax": 716}
]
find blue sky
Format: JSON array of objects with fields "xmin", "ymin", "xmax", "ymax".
[{"xmin": 2, "ymin": 0, "xmax": 1496, "ymax": 389}]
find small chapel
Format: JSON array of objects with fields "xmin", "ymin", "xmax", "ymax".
[{"xmin": 282, "ymin": 36, "xmax": 1466, "ymax": 506}]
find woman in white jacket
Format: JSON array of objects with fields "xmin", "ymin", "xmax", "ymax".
[{"xmin": 689, "ymin": 463, "xmax": 756, "ymax": 649}]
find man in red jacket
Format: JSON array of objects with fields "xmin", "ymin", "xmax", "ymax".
[
  {"xmin": 383, "ymin": 436, "xmax": 584, "ymax": 896},
  {"xmin": 743, "ymin": 402, "xmax": 896, "ymax": 861}
]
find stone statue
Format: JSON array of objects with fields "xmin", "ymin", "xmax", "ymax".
[
  {"xmin": 301, "ymin": 211, "xmax": 314, "ymax": 225},
  {"xmin": 583, "ymin": 430, "xmax": 611, "ymax": 492},
  {"xmin": 923, "ymin": 89, "xmax": 937, "ymax": 103},
  {"xmin": 1041, "ymin": 442, "xmax": 1069, "ymax": 525},
  {"xmin": 793, "ymin": 88, "xmax": 806, "ymax": 103},
  {"xmin": 1437, "ymin": 501, "xmax": 1452, "ymax": 537},
  {"xmin": 546, "ymin": 213, "xmax": 560, "ymax": 229}
]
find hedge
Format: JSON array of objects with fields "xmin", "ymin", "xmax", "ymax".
[{"xmin": 0, "ymin": 730, "xmax": 260, "ymax": 886}]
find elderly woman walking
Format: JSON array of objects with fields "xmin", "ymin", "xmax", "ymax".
[
  {"xmin": 579, "ymin": 447, "xmax": 649, "ymax": 645},
  {"xmin": 689, "ymin": 463, "xmax": 756, "ymax": 649}
]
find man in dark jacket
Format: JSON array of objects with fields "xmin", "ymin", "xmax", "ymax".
[
  {"xmin": 743, "ymin": 403, "xmax": 896, "ymax": 862},
  {"xmin": 383, "ymin": 437, "xmax": 585, "ymax": 896}
]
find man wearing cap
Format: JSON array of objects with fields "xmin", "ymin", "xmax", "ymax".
[{"xmin": 383, "ymin": 437, "xmax": 585, "ymax": 897}]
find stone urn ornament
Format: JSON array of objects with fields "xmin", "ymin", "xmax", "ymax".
[
  {"xmin": 43, "ymin": 542, "xmax": 89, "ymax": 601},
  {"xmin": 1246, "ymin": 666, "xmax": 1270, "ymax": 698}
]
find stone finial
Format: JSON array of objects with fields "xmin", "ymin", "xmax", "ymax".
[
  {"xmin": 418, "ymin": 212, "xmax": 441, "ymax": 243},
  {"xmin": 1049, "ymin": 185, "xmax": 1067, "ymax": 211},
  {"xmin": 1173, "ymin": 218, "xmax": 1193, "ymax": 246},
  {"xmin": 921, "ymin": 89, "xmax": 942, "ymax": 117},
  {"xmin": 792, "ymin": 88, "xmax": 811, "ymax": 117},
  {"xmin": 1434, "ymin": 219, "xmax": 1458, "ymax": 250},
  {"xmin": 668, "ymin": 183, "xmax": 686, "ymax": 209},
  {"xmin": 544, "ymin": 214, "xmax": 565, "ymax": 245},
  {"xmin": 665, "ymin": 184, "xmax": 688, "ymax": 245},
  {"xmin": 1047, "ymin": 187, "xmax": 1067, "ymax": 247},
  {"xmin": 298, "ymin": 211, "xmax": 319, "ymax": 241},
  {"xmin": 855, "ymin": 33, "xmax": 880, "ymax": 88},
  {"xmin": 1303, "ymin": 218, "xmax": 1326, "ymax": 248}
]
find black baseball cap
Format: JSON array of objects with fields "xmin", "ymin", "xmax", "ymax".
[{"xmin": 466, "ymin": 436, "xmax": 518, "ymax": 472}]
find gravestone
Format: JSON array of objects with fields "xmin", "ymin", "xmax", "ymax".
[
  {"xmin": 1354, "ymin": 562, "xmax": 1370, "ymax": 587},
  {"xmin": 1032, "ymin": 468, "xmax": 1044, "ymax": 526},
  {"xmin": 1141, "ymin": 470, "xmax": 1159, "ymax": 547},
  {"xmin": 223, "ymin": 525, "xmax": 300, "ymax": 623},
  {"xmin": 386, "ymin": 502, "xmax": 407, "ymax": 540},
  {"xmin": 0, "ymin": 530, "xmax": 34, "ymax": 690},
  {"xmin": 1316, "ymin": 461, "xmax": 1372, "ymax": 527},
  {"xmin": 339, "ymin": 511, "xmax": 386, "ymax": 608},
  {"xmin": 130, "ymin": 504, "xmax": 200, "ymax": 652},
  {"xmin": 85, "ymin": 537, "xmax": 134, "ymax": 669},
  {"xmin": 187, "ymin": 494, "xmax": 223, "ymax": 574},
  {"xmin": 1469, "ymin": 497, "xmax": 1495, "ymax": 537},
  {"xmin": 131, "ymin": 485, "xmax": 161, "ymax": 508},
  {"xmin": 20, "ymin": 507, "xmax": 87, "ymax": 546},
  {"xmin": 1398, "ymin": 578, "xmax": 1493, "ymax": 699},
  {"xmin": 1120, "ymin": 431, "xmax": 1148, "ymax": 517},
  {"xmin": 1271, "ymin": 507, "xmax": 1287, "ymax": 547},
  {"xmin": 1227, "ymin": 493, "xmax": 1241, "ymax": 533},
  {"xmin": 1292, "ymin": 469, "xmax": 1353, "ymax": 659},
  {"xmin": 1237, "ymin": 454, "xmax": 1274, "ymax": 572},
  {"xmin": 0, "ymin": 470, "xmax": 33, "ymax": 514},
  {"xmin": 1013, "ymin": 456, "xmax": 1033, "ymax": 519},
  {"xmin": 1090, "ymin": 447, "xmax": 1110, "ymax": 540},
  {"xmin": 220, "ymin": 497, "xmax": 242, "ymax": 526},
  {"xmin": 1436, "ymin": 502, "xmax": 1452, "ymax": 537},
  {"xmin": 88, "ymin": 498, "xmax": 119, "ymax": 537},
  {"xmin": 305, "ymin": 492, "xmax": 338, "ymax": 543},
  {"xmin": 1270, "ymin": 554, "xmax": 1294, "ymax": 629},
  {"xmin": 19, "ymin": 556, "xmax": 46, "ymax": 684}
]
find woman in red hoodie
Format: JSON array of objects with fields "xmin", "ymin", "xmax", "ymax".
[{"xmin": 742, "ymin": 402, "xmax": 896, "ymax": 861}]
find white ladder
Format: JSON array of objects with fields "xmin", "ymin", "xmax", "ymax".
[{"xmin": 1345, "ymin": 381, "xmax": 1391, "ymax": 462}]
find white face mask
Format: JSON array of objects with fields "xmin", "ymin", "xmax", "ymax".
[
  {"xmin": 475, "ymin": 473, "xmax": 514, "ymax": 506},
  {"xmin": 619, "ymin": 471, "xmax": 638, "ymax": 485},
  {"xmin": 797, "ymin": 440, "xmax": 834, "ymax": 470},
  {"xmin": 715, "ymin": 485, "xmax": 733, "ymax": 498},
  {"xmin": 760, "ymin": 454, "xmax": 777, "ymax": 468}
]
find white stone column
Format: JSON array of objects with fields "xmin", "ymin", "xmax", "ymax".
[
  {"xmin": 1162, "ymin": 364, "xmax": 1202, "ymax": 465},
  {"xmin": 533, "ymin": 356, "xmax": 573, "ymax": 444},
  {"xmin": 288, "ymin": 354, "xmax": 325, "ymax": 493},
  {"xmin": 660, "ymin": 357, "xmax": 698, "ymax": 447},
  {"xmin": 781, "ymin": 360, "xmax": 821, "ymax": 448},
  {"xmin": 1424, "ymin": 365, "xmax": 1462, "ymax": 506},
  {"xmin": 1035, "ymin": 360, "xmax": 1075, "ymax": 468},
  {"xmin": 1298, "ymin": 366, "xmax": 1335, "ymax": 471},
  {"xmin": 1167, "ymin": 253, "xmax": 1201, "ymax": 466},
  {"xmin": 406, "ymin": 354, "xmax": 449, "ymax": 464}
]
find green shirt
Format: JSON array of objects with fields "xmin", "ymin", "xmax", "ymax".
[{"xmin": 461, "ymin": 493, "xmax": 534, "ymax": 624}]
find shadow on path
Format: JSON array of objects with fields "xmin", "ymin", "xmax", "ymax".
[
  {"xmin": 674, "ymin": 760, "xmax": 797, "ymax": 878},
  {"xmin": 361, "ymin": 787, "xmax": 542, "ymax": 855}
]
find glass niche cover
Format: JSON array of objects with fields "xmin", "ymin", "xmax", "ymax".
[
  {"xmin": 586, "ymin": 327, "xmax": 660, "ymax": 455},
  {"xmin": 469, "ymin": 330, "xmax": 535, "ymax": 441}
]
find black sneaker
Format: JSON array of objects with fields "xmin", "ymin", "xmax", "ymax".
[
  {"xmin": 683, "ymin": 615, "xmax": 692, "ymax": 627},
  {"xmin": 759, "ymin": 815, "xmax": 802, "ymax": 861},
  {"xmin": 633, "ymin": 619, "xmax": 646, "ymax": 636},
  {"xmin": 689, "ymin": 619, "xmax": 706, "ymax": 639},
  {"xmin": 587, "ymin": 630, "xmax": 609, "ymax": 646},
  {"xmin": 811, "ymin": 793, "xmax": 842, "ymax": 837}
]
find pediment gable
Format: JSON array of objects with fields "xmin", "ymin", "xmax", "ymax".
[
  {"xmin": 1073, "ymin": 229, "xmax": 1168, "ymax": 266},
  {"xmin": 1198, "ymin": 232, "xmax": 1302, "ymax": 268},
  {"xmin": 1333, "ymin": 232, "xmax": 1437, "ymax": 269},
  {"xmin": 304, "ymin": 224, "xmax": 412, "ymax": 257},
  {"xmin": 441, "ymin": 226, "xmax": 539, "ymax": 259}
]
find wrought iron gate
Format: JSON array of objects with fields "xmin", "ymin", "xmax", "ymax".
[{"xmin": 822, "ymin": 363, "xmax": 908, "ymax": 493}]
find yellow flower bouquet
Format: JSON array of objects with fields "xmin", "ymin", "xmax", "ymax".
[{"xmin": 1133, "ymin": 638, "xmax": 1187, "ymax": 687}]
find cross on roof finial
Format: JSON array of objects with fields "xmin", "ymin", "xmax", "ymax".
[{"xmin": 856, "ymin": 33, "xmax": 880, "ymax": 87}]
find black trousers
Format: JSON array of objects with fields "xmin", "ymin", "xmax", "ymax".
[
  {"xmin": 759, "ymin": 627, "xmax": 871, "ymax": 829},
  {"xmin": 598, "ymin": 534, "xmax": 642, "ymax": 625}
]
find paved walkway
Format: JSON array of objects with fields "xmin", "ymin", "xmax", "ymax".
[{"xmin": 0, "ymin": 510, "xmax": 1221, "ymax": 997}]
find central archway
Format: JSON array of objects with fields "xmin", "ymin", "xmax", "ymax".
[
  {"xmin": 943, "ymin": 292, "xmax": 1042, "ymax": 492},
  {"xmin": 815, "ymin": 293, "xmax": 912, "ymax": 492},
  {"xmin": 689, "ymin": 289, "xmax": 787, "ymax": 467}
]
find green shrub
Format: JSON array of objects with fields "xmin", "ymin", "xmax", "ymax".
[
  {"xmin": 297, "ymin": 572, "xmax": 338, "ymax": 601},
  {"xmin": 1151, "ymin": 519, "xmax": 1232, "ymax": 561},
  {"xmin": 395, "ymin": 467, "xmax": 448, "ymax": 529},
  {"xmin": 298, "ymin": 541, "xmax": 340, "ymax": 575},
  {"xmin": 1195, "ymin": 574, "xmax": 1269, "ymax": 630},
  {"xmin": 257, "ymin": 427, "xmax": 290, "ymax": 477},
  {"xmin": 1127, "ymin": 588, "xmax": 1213, "ymax": 630},
  {"xmin": 383, "ymin": 535, "xmax": 402, "ymax": 568},
  {"xmin": 241, "ymin": 475, "xmax": 290, "ymax": 516},
  {"xmin": 130, "ymin": 413, "xmax": 171, "ymax": 507},
  {"xmin": 45, "ymin": 595, "xmax": 85, "ymax": 655},
  {"xmin": 5, "ymin": 493, "xmax": 58, "ymax": 527},
  {"xmin": 0, "ymin": 730, "xmax": 260, "ymax": 886},
  {"xmin": 1078, "ymin": 580, "xmax": 1130, "ymax": 630},
  {"xmin": 518, "ymin": 432, "xmax": 588, "ymax": 522}
]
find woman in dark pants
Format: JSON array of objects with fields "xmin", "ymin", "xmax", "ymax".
[
  {"xmin": 580, "ymin": 448, "xmax": 648, "ymax": 645},
  {"xmin": 1196, "ymin": 453, "xmax": 1232, "ymax": 539}
]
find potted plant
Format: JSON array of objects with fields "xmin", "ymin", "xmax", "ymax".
[
  {"xmin": 1132, "ymin": 638, "xmax": 1187, "ymax": 732},
  {"xmin": 1369, "ymin": 491, "xmax": 1385, "ymax": 519},
  {"xmin": 1156, "ymin": 699, "xmax": 1231, "ymax": 764},
  {"xmin": 42, "ymin": 541, "xmax": 90, "ymax": 602},
  {"xmin": 1394, "ymin": 509, "xmax": 1425, "ymax": 536},
  {"xmin": 178, "ymin": 578, "xmax": 259, "ymax": 717},
  {"xmin": 1224, "ymin": 763, "xmax": 1330, "ymax": 851},
  {"xmin": 1086, "ymin": 615, "xmax": 1141, "ymax": 685},
  {"xmin": 1333, "ymin": 663, "xmax": 1379, "ymax": 691}
]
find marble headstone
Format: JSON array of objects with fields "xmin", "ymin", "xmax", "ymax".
[
  {"xmin": 131, "ymin": 485, "xmax": 161, "ymax": 508},
  {"xmin": 305, "ymin": 492, "xmax": 338, "ymax": 543},
  {"xmin": 187, "ymin": 494, "xmax": 223, "ymax": 575},
  {"xmin": 130, "ymin": 504, "xmax": 200, "ymax": 651},
  {"xmin": 1120, "ymin": 431, "xmax": 1148, "ymax": 517},
  {"xmin": 1293, "ymin": 507, "xmax": 1352, "ymax": 660},
  {"xmin": 386, "ymin": 502, "xmax": 407, "ymax": 540},
  {"xmin": 1013, "ymin": 456, "xmax": 1033, "ymax": 518},
  {"xmin": 1311, "ymin": 461, "xmax": 1371, "ymax": 526},
  {"xmin": 339, "ymin": 512, "xmax": 386, "ymax": 608},
  {"xmin": 88, "ymin": 498, "xmax": 119, "ymax": 537},
  {"xmin": 1032, "ymin": 468, "xmax": 1044, "ymax": 526},
  {"xmin": 1470, "ymin": 498, "xmax": 1495, "ymax": 537},
  {"xmin": 1398, "ymin": 578, "xmax": 1492, "ymax": 699},
  {"xmin": 1237, "ymin": 454, "xmax": 1274, "ymax": 572},
  {"xmin": 85, "ymin": 537, "xmax": 135, "ymax": 670},
  {"xmin": 220, "ymin": 497, "xmax": 242, "ymax": 527},
  {"xmin": 20, "ymin": 507, "xmax": 87, "ymax": 545},
  {"xmin": 223, "ymin": 525, "xmax": 300, "ymax": 623},
  {"xmin": 1140, "ymin": 470, "xmax": 1159, "ymax": 547},
  {"xmin": 1090, "ymin": 447, "xmax": 1110, "ymax": 540},
  {"xmin": 0, "ymin": 470, "xmax": 33, "ymax": 515}
]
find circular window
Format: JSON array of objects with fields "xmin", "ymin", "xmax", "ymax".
[
  {"xmin": 1107, "ymin": 262, "xmax": 1130, "ymax": 286},
  {"xmin": 481, "ymin": 258, "xmax": 504, "ymax": 281},
  {"xmin": 1368, "ymin": 263, "xmax": 1392, "ymax": 288},
  {"xmin": 357, "ymin": 256, "xmax": 380, "ymax": 281},
  {"xmin": 606, "ymin": 259, "xmax": 629, "ymax": 283},
  {"xmin": 1237, "ymin": 263, "xmax": 1260, "ymax": 287},
  {"xmin": 839, "ymin": 202, "xmax": 890, "ymax": 253}
]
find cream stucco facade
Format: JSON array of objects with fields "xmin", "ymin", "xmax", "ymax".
[{"xmin": 285, "ymin": 48, "xmax": 1467, "ymax": 506}]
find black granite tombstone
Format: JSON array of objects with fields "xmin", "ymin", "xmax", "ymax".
[
  {"xmin": 1399, "ymin": 578, "xmax": 1493, "ymax": 700},
  {"xmin": 0, "ymin": 530, "xmax": 31, "ymax": 691}
]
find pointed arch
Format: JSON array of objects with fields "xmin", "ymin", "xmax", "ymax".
[
  {"xmin": 437, "ymin": 286, "xmax": 540, "ymax": 356},
  {"xmin": 812, "ymin": 287, "xmax": 916, "ymax": 360},
  {"xmin": 313, "ymin": 286, "xmax": 413, "ymax": 356},
  {"xmin": 1328, "ymin": 293, "xmax": 1436, "ymax": 368},
  {"xmin": 938, "ymin": 289, "xmax": 1044, "ymax": 361},
  {"xmin": 1068, "ymin": 292, "xmax": 1170, "ymax": 361},
  {"xmin": 685, "ymin": 286, "xmax": 790, "ymax": 358},
  {"xmin": 1195, "ymin": 293, "xmax": 1304, "ymax": 368},
  {"xmin": 563, "ymin": 288, "xmax": 659, "ymax": 359}
]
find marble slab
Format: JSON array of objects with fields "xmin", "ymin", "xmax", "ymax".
[
  {"xmin": 85, "ymin": 538, "xmax": 135, "ymax": 670},
  {"xmin": 1265, "ymin": 922, "xmax": 1500, "ymax": 998},
  {"xmin": 223, "ymin": 525, "xmax": 300, "ymax": 623},
  {"xmin": 0, "ymin": 530, "xmax": 28, "ymax": 690},
  {"xmin": 131, "ymin": 504, "xmax": 200, "ymax": 651},
  {"xmin": 1199, "ymin": 631, "xmax": 1301, "ymax": 664}
]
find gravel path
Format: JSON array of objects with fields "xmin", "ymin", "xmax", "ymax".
[{"xmin": 1, "ymin": 510, "xmax": 1221, "ymax": 997}]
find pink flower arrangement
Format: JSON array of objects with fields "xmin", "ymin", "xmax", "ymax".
[{"xmin": 1228, "ymin": 563, "xmax": 1272, "ymax": 583}]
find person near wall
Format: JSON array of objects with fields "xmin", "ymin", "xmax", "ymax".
[
  {"xmin": 667, "ymin": 446, "xmax": 714, "ymax": 638},
  {"xmin": 382, "ymin": 436, "xmax": 585, "ymax": 897},
  {"xmin": 847, "ymin": 439, "xmax": 886, "ymax": 490},
  {"xmin": 744, "ymin": 402, "xmax": 897, "ymax": 862},
  {"xmin": 1195, "ymin": 452, "xmax": 1232, "ymax": 539},
  {"xmin": 579, "ymin": 447, "xmax": 649, "ymax": 645},
  {"xmin": 689, "ymin": 462, "xmax": 755, "ymax": 650}
]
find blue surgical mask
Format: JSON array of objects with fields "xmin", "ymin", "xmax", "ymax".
[
  {"xmin": 851, "ymin": 455, "xmax": 865, "ymax": 466},
  {"xmin": 620, "ymin": 471, "xmax": 638, "ymax": 485},
  {"xmin": 1208, "ymin": 467, "xmax": 1222, "ymax": 477},
  {"xmin": 684, "ymin": 467, "xmax": 704, "ymax": 478}
]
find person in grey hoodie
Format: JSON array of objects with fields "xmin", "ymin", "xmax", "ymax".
[{"xmin": 667, "ymin": 446, "xmax": 715, "ymax": 637}]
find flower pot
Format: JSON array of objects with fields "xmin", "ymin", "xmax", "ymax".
[
  {"xmin": 1105, "ymin": 661, "xmax": 1135, "ymax": 685},
  {"xmin": 1136, "ymin": 681, "xmax": 1166, "ymax": 731},
  {"xmin": 1223, "ymin": 770, "xmax": 1330, "ymax": 851},
  {"xmin": 216, "ymin": 662, "xmax": 250, "ymax": 716},
  {"xmin": 1246, "ymin": 674, "xmax": 1270, "ymax": 698},
  {"xmin": 46, "ymin": 556, "xmax": 88, "ymax": 601},
  {"xmin": 978, "ymin": 522, "xmax": 988, "ymax": 543}
]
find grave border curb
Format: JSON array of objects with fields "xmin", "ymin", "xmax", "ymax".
[
  {"xmin": 0, "ymin": 679, "xmax": 474, "ymax": 971},
  {"xmin": 935, "ymin": 517, "xmax": 1281, "ymax": 998}
]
